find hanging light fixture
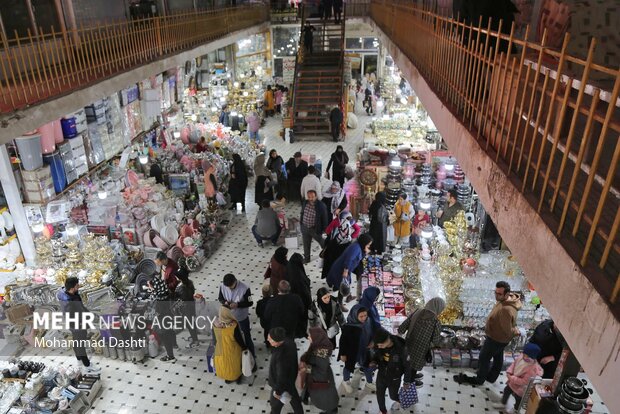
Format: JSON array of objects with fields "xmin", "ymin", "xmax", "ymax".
[{"xmin": 139, "ymin": 155, "xmax": 148, "ymax": 165}]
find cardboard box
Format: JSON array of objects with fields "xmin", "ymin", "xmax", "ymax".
[{"xmin": 6, "ymin": 303, "xmax": 33, "ymax": 325}]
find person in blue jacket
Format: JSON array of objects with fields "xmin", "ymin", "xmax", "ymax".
[
  {"xmin": 359, "ymin": 286, "xmax": 382, "ymax": 331},
  {"xmin": 326, "ymin": 233, "xmax": 373, "ymax": 310}
]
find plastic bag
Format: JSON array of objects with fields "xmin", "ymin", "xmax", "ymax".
[
  {"xmin": 242, "ymin": 349, "xmax": 255, "ymax": 377},
  {"xmin": 399, "ymin": 383, "xmax": 419, "ymax": 408},
  {"xmin": 387, "ymin": 225, "xmax": 395, "ymax": 242}
]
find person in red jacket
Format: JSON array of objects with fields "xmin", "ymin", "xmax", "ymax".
[
  {"xmin": 155, "ymin": 251, "xmax": 179, "ymax": 293},
  {"xmin": 494, "ymin": 343, "xmax": 543, "ymax": 413}
]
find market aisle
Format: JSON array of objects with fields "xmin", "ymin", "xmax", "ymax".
[{"xmin": 9, "ymin": 116, "xmax": 608, "ymax": 414}]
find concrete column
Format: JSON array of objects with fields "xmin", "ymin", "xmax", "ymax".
[{"xmin": 0, "ymin": 145, "xmax": 36, "ymax": 266}]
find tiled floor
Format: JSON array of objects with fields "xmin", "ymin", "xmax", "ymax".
[{"xmin": 10, "ymin": 116, "xmax": 609, "ymax": 414}]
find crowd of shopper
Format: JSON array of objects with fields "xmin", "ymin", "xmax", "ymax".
[{"xmin": 53, "ymin": 142, "xmax": 567, "ymax": 414}]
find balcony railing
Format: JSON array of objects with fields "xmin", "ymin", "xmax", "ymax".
[
  {"xmin": 369, "ymin": 1, "xmax": 620, "ymax": 309},
  {"xmin": 0, "ymin": 4, "xmax": 269, "ymax": 114}
]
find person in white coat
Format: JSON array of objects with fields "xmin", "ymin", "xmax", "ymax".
[{"xmin": 300, "ymin": 166, "xmax": 322, "ymax": 201}]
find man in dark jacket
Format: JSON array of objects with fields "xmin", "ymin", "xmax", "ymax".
[
  {"xmin": 370, "ymin": 328, "xmax": 413, "ymax": 414},
  {"xmin": 329, "ymin": 106, "xmax": 343, "ymax": 142},
  {"xmin": 264, "ymin": 280, "xmax": 306, "ymax": 339},
  {"xmin": 285, "ymin": 152, "xmax": 308, "ymax": 202},
  {"xmin": 57, "ymin": 277, "xmax": 101, "ymax": 373},
  {"xmin": 300, "ymin": 189, "xmax": 328, "ymax": 264},
  {"xmin": 268, "ymin": 327, "xmax": 303, "ymax": 414},
  {"xmin": 528, "ymin": 319, "xmax": 564, "ymax": 378}
]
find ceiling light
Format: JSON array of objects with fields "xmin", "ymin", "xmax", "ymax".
[{"xmin": 139, "ymin": 155, "xmax": 148, "ymax": 165}]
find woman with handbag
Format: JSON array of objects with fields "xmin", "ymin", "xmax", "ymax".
[
  {"xmin": 397, "ymin": 297, "xmax": 445, "ymax": 388},
  {"xmin": 174, "ymin": 259, "xmax": 200, "ymax": 349},
  {"xmin": 320, "ymin": 211, "xmax": 361, "ymax": 280},
  {"xmin": 299, "ymin": 327, "xmax": 339, "ymax": 413},
  {"xmin": 309, "ymin": 288, "xmax": 345, "ymax": 349},
  {"xmin": 326, "ymin": 234, "xmax": 373, "ymax": 311}
]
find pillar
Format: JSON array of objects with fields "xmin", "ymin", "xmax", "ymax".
[{"xmin": 0, "ymin": 145, "xmax": 36, "ymax": 266}]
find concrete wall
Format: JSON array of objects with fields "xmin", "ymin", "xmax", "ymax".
[
  {"xmin": 0, "ymin": 21, "xmax": 270, "ymax": 144},
  {"xmin": 365, "ymin": 16, "xmax": 620, "ymax": 410}
]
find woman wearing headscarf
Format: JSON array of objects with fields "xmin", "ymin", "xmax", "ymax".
[
  {"xmin": 213, "ymin": 306, "xmax": 246, "ymax": 384},
  {"xmin": 203, "ymin": 160, "xmax": 218, "ymax": 200},
  {"xmin": 359, "ymin": 286, "xmax": 382, "ymax": 331},
  {"xmin": 322, "ymin": 181, "xmax": 348, "ymax": 217},
  {"xmin": 229, "ymin": 154, "xmax": 248, "ymax": 212},
  {"xmin": 287, "ymin": 253, "xmax": 312, "ymax": 314},
  {"xmin": 309, "ymin": 287, "xmax": 345, "ymax": 350},
  {"xmin": 174, "ymin": 259, "xmax": 199, "ymax": 348},
  {"xmin": 264, "ymin": 246, "xmax": 288, "ymax": 295},
  {"xmin": 326, "ymin": 234, "xmax": 373, "ymax": 311},
  {"xmin": 264, "ymin": 85, "xmax": 275, "ymax": 117},
  {"xmin": 299, "ymin": 327, "xmax": 339, "ymax": 413},
  {"xmin": 325, "ymin": 145, "xmax": 349, "ymax": 187},
  {"xmin": 397, "ymin": 297, "xmax": 445, "ymax": 387},
  {"xmin": 267, "ymin": 149, "xmax": 285, "ymax": 194},
  {"xmin": 339, "ymin": 305, "xmax": 376, "ymax": 392},
  {"xmin": 254, "ymin": 153, "xmax": 274, "ymax": 207},
  {"xmin": 321, "ymin": 211, "xmax": 361, "ymax": 280},
  {"xmin": 369, "ymin": 191, "xmax": 389, "ymax": 253}
]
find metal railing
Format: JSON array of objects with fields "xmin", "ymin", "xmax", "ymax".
[
  {"xmin": 369, "ymin": 1, "xmax": 620, "ymax": 306},
  {"xmin": 0, "ymin": 4, "xmax": 270, "ymax": 113}
]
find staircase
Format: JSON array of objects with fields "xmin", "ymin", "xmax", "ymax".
[{"xmin": 292, "ymin": 4, "xmax": 346, "ymax": 139}]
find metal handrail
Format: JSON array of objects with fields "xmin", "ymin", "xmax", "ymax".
[
  {"xmin": 369, "ymin": 1, "xmax": 620, "ymax": 305},
  {"xmin": 0, "ymin": 4, "xmax": 270, "ymax": 113}
]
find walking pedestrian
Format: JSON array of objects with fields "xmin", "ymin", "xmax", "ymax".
[
  {"xmin": 309, "ymin": 287, "xmax": 345, "ymax": 349},
  {"xmin": 303, "ymin": 23, "xmax": 315, "ymax": 55},
  {"xmin": 287, "ymin": 253, "xmax": 312, "ymax": 316},
  {"xmin": 493, "ymin": 343, "xmax": 543, "ymax": 413},
  {"xmin": 174, "ymin": 259, "xmax": 200, "ymax": 348},
  {"xmin": 218, "ymin": 273, "xmax": 256, "ymax": 359},
  {"xmin": 359, "ymin": 286, "xmax": 382, "ymax": 331},
  {"xmin": 300, "ymin": 189, "xmax": 328, "ymax": 264},
  {"xmin": 254, "ymin": 153, "xmax": 275, "ymax": 207},
  {"xmin": 299, "ymin": 327, "xmax": 339, "ymax": 413},
  {"xmin": 154, "ymin": 251, "xmax": 179, "ymax": 293},
  {"xmin": 256, "ymin": 281, "xmax": 273, "ymax": 347},
  {"xmin": 370, "ymin": 328, "xmax": 413, "ymax": 414},
  {"xmin": 246, "ymin": 108, "xmax": 261, "ymax": 144},
  {"xmin": 264, "ymin": 280, "xmax": 306, "ymax": 339},
  {"xmin": 321, "ymin": 211, "xmax": 361, "ymax": 280},
  {"xmin": 146, "ymin": 269, "xmax": 177, "ymax": 363},
  {"xmin": 454, "ymin": 281, "xmax": 522, "ymax": 385},
  {"xmin": 325, "ymin": 145, "xmax": 349, "ymax": 187},
  {"xmin": 326, "ymin": 233, "xmax": 373, "ymax": 311},
  {"xmin": 285, "ymin": 152, "xmax": 308, "ymax": 202},
  {"xmin": 322, "ymin": 181, "xmax": 348, "ymax": 217},
  {"xmin": 268, "ymin": 327, "xmax": 304, "ymax": 414},
  {"xmin": 264, "ymin": 246, "xmax": 289, "ymax": 296},
  {"xmin": 56, "ymin": 277, "xmax": 102, "ymax": 373},
  {"xmin": 340, "ymin": 306, "xmax": 376, "ymax": 393},
  {"xmin": 369, "ymin": 192, "xmax": 389, "ymax": 253},
  {"xmin": 329, "ymin": 105, "xmax": 343, "ymax": 142},
  {"xmin": 267, "ymin": 149, "xmax": 285, "ymax": 194},
  {"xmin": 301, "ymin": 166, "xmax": 322, "ymax": 201},
  {"xmin": 264, "ymin": 85, "xmax": 275, "ymax": 117},
  {"xmin": 213, "ymin": 306, "xmax": 246, "ymax": 384},
  {"xmin": 398, "ymin": 297, "xmax": 445, "ymax": 388},
  {"xmin": 229, "ymin": 153, "xmax": 248, "ymax": 212}
]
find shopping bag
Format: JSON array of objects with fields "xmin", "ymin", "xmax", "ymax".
[
  {"xmin": 387, "ymin": 224, "xmax": 395, "ymax": 242},
  {"xmin": 242, "ymin": 349, "xmax": 255, "ymax": 377},
  {"xmin": 398, "ymin": 383, "xmax": 419, "ymax": 408}
]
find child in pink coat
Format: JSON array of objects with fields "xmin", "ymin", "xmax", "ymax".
[{"xmin": 499, "ymin": 343, "xmax": 543, "ymax": 413}]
